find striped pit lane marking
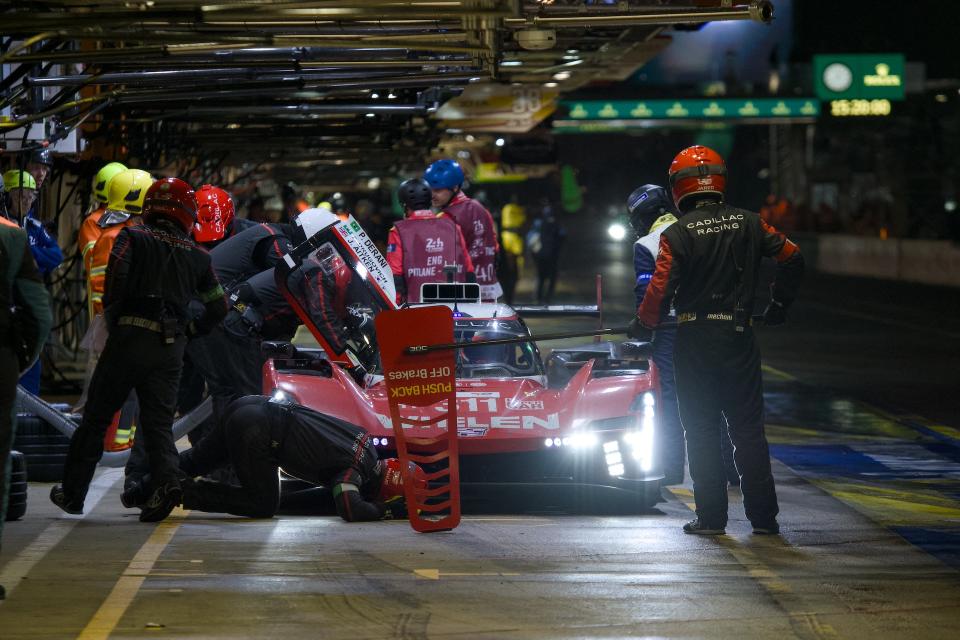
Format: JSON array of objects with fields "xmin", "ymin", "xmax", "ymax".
[
  {"xmin": 76, "ymin": 508, "xmax": 187, "ymax": 640},
  {"xmin": 666, "ymin": 487, "xmax": 839, "ymax": 639}
]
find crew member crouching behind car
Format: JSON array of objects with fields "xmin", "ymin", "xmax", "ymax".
[
  {"xmin": 387, "ymin": 178, "xmax": 474, "ymax": 304},
  {"xmin": 179, "ymin": 395, "xmax": 426, "ymax": 521}
]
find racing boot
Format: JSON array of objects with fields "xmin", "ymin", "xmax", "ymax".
[
  {"xmin": 121, "ymin": 477, "xmax": 148, "ymax": 509},
  {"xmin": 751, "ymin": 520, "xmax": 780, "ymax": 535},
  {"xmin": 49, "ymin": 485, "xmax": 84, "ymax": 515},
  {"xmin": 682, "ymin": 517, "xmax": 726, "ymax": 535},
  {"xmin": 139, "ymin": 481, "xmax": 183, "ymax": 523}
]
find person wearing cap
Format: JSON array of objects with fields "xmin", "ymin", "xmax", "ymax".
[
  {"xmin": 51, "ymin": 178, "xmax": 227, "ymax": 523},
  {"xmin": 2, "ymin": 169, "xmax": 63, "ymax": 395}
]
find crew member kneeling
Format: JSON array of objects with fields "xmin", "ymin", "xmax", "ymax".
[{"xmin": 179, "ymin": 395, "xmax": 425, "ymax": 521}]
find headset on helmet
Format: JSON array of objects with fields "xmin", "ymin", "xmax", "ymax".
[
  {"xmin": 398, "ymin": 178, "xmax": 432, "ymax": 212},
  {"xmin": 626, "ymin": 184, "xmax": 672, "ymax": 236},
  {"xmin": 378, "ymin": 458, "xmax": 427, "ymax": 502},
  {"xmin": 92, "ymin": 162, "xmax": 127, "ymax": 204},
  {"xmin": 2, "ymin": 169, "xmax": 37, "ymax": 191},
  {"xmin": 668, "ymin": 145, "xmax": 726, "ymax": 208},
  {"xmin": 142, "ymin": 177, "xmax": 198, "ymax": 233},
  {"xmin": 193, "ymin": 184, "xmax": 236, "ymax": 244},
  {"xmin": 424, "ymin": 159, "xmax": 465, "ymax": 190}
]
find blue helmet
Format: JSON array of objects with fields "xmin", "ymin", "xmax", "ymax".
[
  {"xmin": 626, "ymin": 184, "xmax": 672, "ymax": 236},
  {"xmin": 424, "ymin": 159, "xmax": 465, "ymax": 190}
]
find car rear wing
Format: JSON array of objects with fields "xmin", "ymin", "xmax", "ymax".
[{"xmin": 513, "ymin": 274, "xmax": 605, "ymax": 338}]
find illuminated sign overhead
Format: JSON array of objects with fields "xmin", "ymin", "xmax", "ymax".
[
  {"xmin": 829, "ymin": 99, "xmax": 892, "ymax": 117},
  {"xmin": 814, "ymin": 54, "xmax": 905, "ymax": 101},
  {"xmin": 559, "ymin": 98, "xmax": 820, "ymax": 121}
]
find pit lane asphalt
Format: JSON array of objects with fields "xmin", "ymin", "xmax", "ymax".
[{"xmin": 1, "ymin": 227, "xmax": 958, "ymax": 639}]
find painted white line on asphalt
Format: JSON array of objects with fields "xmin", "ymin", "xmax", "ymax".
[{"xmin": 0, "ymin": 468, "xmax": 123, "ymax": 602}]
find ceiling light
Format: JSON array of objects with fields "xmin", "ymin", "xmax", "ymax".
[
  {"xmin": 566, "ymin": 49, "xmax": 579, "ymax": 54},
  {"xmin": 371, "ymin": 93, "xmax": 379, "ymax": 99},
  {"xmin": 495, "ymin": 138, "xmax": 505, "ymax": 147},
  {"xmin": 388, "ymin": 92, "xmax": 397, "ymax": 99},
  {"xmin": 501, "ymin": 60, "xmax": 523, "ymax": 67},
  {"xmin": 544, "ymin": 82, "xmax": 558, "ymax": 88},
  {"xmin": 465, "ymin": 134, "xmax": 475, "ymax": 142},
  {"xmin": 935, "ymin": 94, "xmax": 948, "ymax": 103},
  {"xmin": 365, "ymin": 113, "xmax": 376, "ymax": 118},
  {"xmin": 553, "ymin": 71, "xmax": 571, "ymax": 81},
  {"xmin": 562, "ymin": 55, "xmax": 580, "ymax": 61}
]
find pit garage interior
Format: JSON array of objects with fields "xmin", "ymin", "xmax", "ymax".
[{"xmin": 2, "ymin": 2, "xmax": 960, "ymax": 639}]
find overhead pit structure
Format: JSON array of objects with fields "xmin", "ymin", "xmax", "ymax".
[{"xmin": 1, "ymin": 1, "xmax": 773, "ymax": 183}]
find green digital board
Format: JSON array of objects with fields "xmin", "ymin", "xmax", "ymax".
[
  {"xmin": 813, "ymin": 54, "xmax": 905, "ymax": 101},
  {"xmin": 558, "ymin": 98, "xmax": 820, "ymax": 121}
]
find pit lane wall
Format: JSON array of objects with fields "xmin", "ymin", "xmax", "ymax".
[{"xmin": 794, "ymin": 233, "xmax": 960, "ymax": 288}]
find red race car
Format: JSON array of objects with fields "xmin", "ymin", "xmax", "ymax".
[{"xmin": 267, "ymin": 219, "xmax": 665, "ymax": 512}]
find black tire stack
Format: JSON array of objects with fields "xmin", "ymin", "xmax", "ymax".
[
  {"xmin": 6, "ymin": 450, "xmax": 27, "ymax": 521},
  {"xmin": 12, "ymin": 414, "xmax": 70, "ymax": 482}
]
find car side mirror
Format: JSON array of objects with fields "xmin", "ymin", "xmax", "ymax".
[{"xmin": 261, "ymin": 341, "xmax": 296, "ymax": 359}]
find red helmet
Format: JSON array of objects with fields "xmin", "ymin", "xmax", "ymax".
[
  {"xmin": 668, "ymin": 145, "xmax": 727, "ymax": 207},
  {"xmin": 193, "ymin": 184, "xmax": 236, "ymax": 244},
  {"xmin": 143, "ymin": 178, "xmax": 198, "ymax": 233},
  {"xmin": 378, "ymin": 458, "xmax": 427, "ymax": 502}
]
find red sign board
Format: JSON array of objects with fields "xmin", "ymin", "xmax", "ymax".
[{"xmin": 376, "ymin": 306, "xmax": 460, "ymax": 532}]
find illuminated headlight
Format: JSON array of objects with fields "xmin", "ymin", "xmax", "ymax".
[
  {"xmin": 372, "ymin": 437, "xmax": 390, "ymax": 447},
  {"xmin": 271, "ymin": 389, "xmax": 288, "ymax": 403},
  {"xmin": 545, "ymin": 433, "xmax": 599, "ymax": 449},
  {"xmin": 627, "ymin": 398, "xmax": 656, "ymax": 473}
]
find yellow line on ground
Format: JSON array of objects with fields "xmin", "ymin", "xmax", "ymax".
[
  {"xmin": 77, "ymin": 509, "xmax": 186, "ymax": 640},
  {"xmin": 761, "ymin": 363, "xmax": 797, "ymax": 382},
  {"xmin": 666, "ymin": 487, "xmax": 837, "ymax": 639}
]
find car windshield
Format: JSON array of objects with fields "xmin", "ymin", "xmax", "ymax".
[{"xmin": 454, "ymin": 319, "xmax": 544, "ymax": 378}]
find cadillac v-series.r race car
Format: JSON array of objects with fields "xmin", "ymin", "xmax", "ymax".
[{"xmin": 266, "ymin": 218, "xmax": 666, "ymax": 512}]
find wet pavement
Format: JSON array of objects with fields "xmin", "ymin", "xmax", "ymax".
[{"xmin": 2, "ymin": 224, "xmax": 958, "ymax": 638}]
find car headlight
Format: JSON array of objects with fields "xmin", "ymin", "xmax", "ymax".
[{"xmin": 623, "ymin": 392, "xmax": 656, "ymax": 472}]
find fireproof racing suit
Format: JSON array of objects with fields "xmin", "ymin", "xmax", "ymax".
[
  {"xmin": 180, "ymin": 396, "xmax": 387, "ymax": 521},
  {"xmin": 442, "ymin": 192, "xmax": 500, "ymax": 300},
  {"xmin": 187, "ymin": 223, "xmax": 293, "ymax": 417},
  {"xmin": 60, "ymin": 219, "xmax": 227, "ymax": 510},
  {"xmin": 638, "ymin": 202, "xmax": 803, "ymax": 529},
  {"xmin": 635, "ymin": 213, "xmax": 738, "ymax": 486},
  {"xmin": 386, "ymin": 209, "xmax": 474, "ymax": 304}
]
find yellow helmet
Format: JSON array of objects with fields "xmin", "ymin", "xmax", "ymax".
[
  {"xmin": 501, "ymin": 202, "xmax": 526, "ymax": 229},
  {"xmin": 2, "ymin": 169, "xmax": 37, "ymax": 191},
  {"xmin": 93, "ymin": 162, "xmax": 127, "ymax": 204},
  {"xmin": 106, "ymin": 169, "xmax": 153, "ymax": 215}
]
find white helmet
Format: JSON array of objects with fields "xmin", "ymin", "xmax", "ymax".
[{"xmin": 294, "ymin": 206, "xmax": 338, "ymax": 243}]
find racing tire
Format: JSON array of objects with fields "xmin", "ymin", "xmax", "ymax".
[
  {"xmin": 6, "ymin": 451, "xmax": 28, "ymax": 521},
  {"xmin": 12, "ymin": 414, "xmax": 70, "ymax": 482}
]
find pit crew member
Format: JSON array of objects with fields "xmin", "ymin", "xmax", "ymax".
[
  {"xmin": 387, "ymin": 178, "xmax": 474, "ymax": 304},
  {"xmin": 179, "ymin": 395, "xmax": 425, "ymax": 521},
  {"xmin": 51, "ymin": 178, "xmax": 227, "ymax": 523},
  {"xmin": 628, "ymin": 184, "xmax": 738, "ymax": 488},
  {"xmin": 632, "ymin": 145, "xmax": 804, "ymax": 536},
  {"xmin": 424, "ymin": 159, "xmax": 500, "ymax": 300}
]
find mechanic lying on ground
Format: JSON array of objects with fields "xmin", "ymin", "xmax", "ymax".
[{"xmin": 173, "ymin": 395, "xmax": 425, "ymax": 521}]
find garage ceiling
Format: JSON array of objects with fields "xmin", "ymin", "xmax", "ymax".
[{"xmin": 1, "ymin": 1, "xmax": 773, "ymax": 184}]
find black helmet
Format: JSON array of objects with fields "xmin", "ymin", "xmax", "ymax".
[
  {"xmin": 398, "ymin": 178, "xmax": 432, "ymax": 212},
  {"xmin": 626, "ymin": 184, "xmax": 672, "ymax": 236}
]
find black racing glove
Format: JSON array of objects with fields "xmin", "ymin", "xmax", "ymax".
[
  {"xmin": 627, "ymin": 316, "xmax": 653, "ymax": 341},
  {"xmin": 763, "ymin": 299, "xmax": 788, "ymax": 326}
]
